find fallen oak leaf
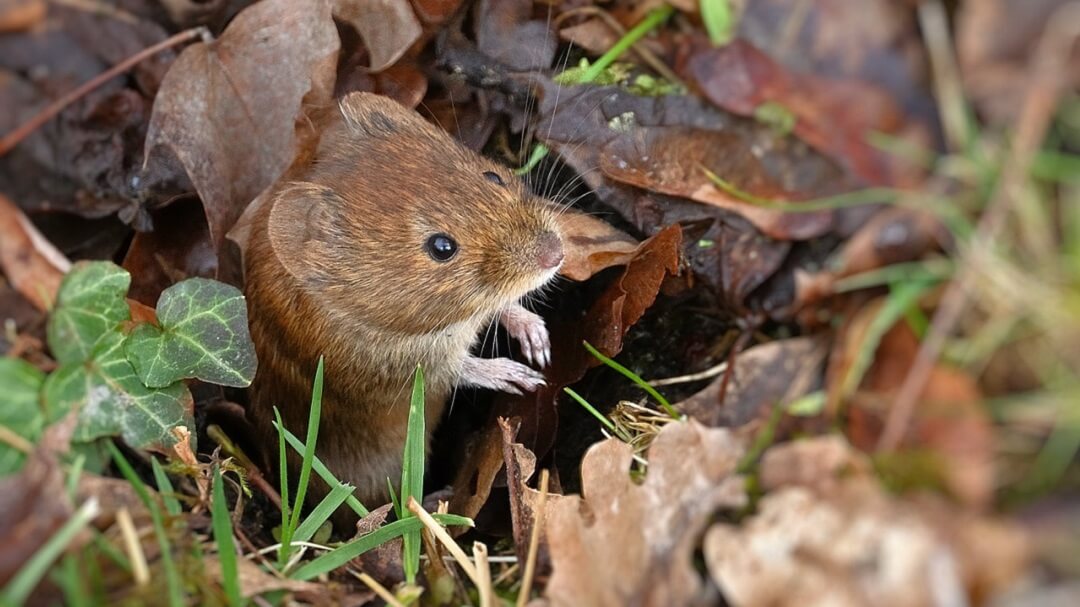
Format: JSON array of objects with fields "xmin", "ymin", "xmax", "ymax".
[
  {"xmin": 545, "ymin": 419, "xmax": 746, "ymax": 607},
  {"xmin": 706, "ymin": 436, "xmax": 1029, "ymax": 607},
  {"xmin": 143, "ymin": 0, "xmax": 339, "ymax": 256}
]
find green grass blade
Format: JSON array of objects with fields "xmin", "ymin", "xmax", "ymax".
[
  {"xmin": 400, "ymin": 365, "xmax": 426, "ymax": 584},
  {"xmin": 290, "ymin": 356, "xmax": 325, "ymax": 532},
  {"xmin": 518, "ymin": 5, "xmax": 674, "ymax": 174},
  {"xmin": 582, "ymin": 340, "xmax": 680, "ymax": 419},
  {"xmin": 1, "ymin": 497, "xmax": 100, "ymax": 605},
  {"xmin": 581, "ymin": 5, "xmax": 675, "ymax": 83},
  {"xmin": 105, "ymin": 442, "xmax": 184, "ymax": 607},
  {"xmin": 702, "ymin": 166, "xmax": 899, "ymax": 212},
  {"xmin": 53, "ymin": 554, "xmax": 89, "ymax": 607},
  {"xmin": 273, "ymin": 406, "xmax": 290, "ymax": 566},
  {"xmin": 838, "ymin": 280, "xmax": 935, "ymax": 401},
  {"xmin": 65, "ymin": 453, "xmax": 86, "ymax": 501},
  {"xmin": 280, "ymin": 426, "xmax": 368, "ymax": 517},
  {"xmin": 211, "ymin": 466, "xmax": 243, "ymax": 607},
  {"xmin": 293, "ymin": 483, "xmax": 354, "ymax": 544},
  {"xmin": 387, "ymin": 477, "xmax": 401, "ymax": 517},
  {"xmin": 290, "ymin": 513, "xmax": 473, "ymax": 582},
  {"xmin": 563, "ymin": 387, "xmax": 618, "ymax": 434},
  {"xmin": 700, "ymin": 0, "xmax": 734, "ymax": 46},
  {"xmin": 151, "ymin": 457, "xmax": 182, "ymax": 516}
]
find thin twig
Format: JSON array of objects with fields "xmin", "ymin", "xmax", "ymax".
[
  {"xmin": 0, "ymin": 26, "xmax": 210, "ymax": 156},
  {"xmin": 878, "ymin": 2, "xmax": 1080, "ymax": 451},
  {"xmin": 115, "ymin": 508, "xmax": 150, "ymax": 586},
  {"xmin": 474, "ymin": 542, "xmax": 494, "ymax": 607},
  {"xmin": 517, "ymin": 469, "xmax": 550, "ymax": 607},
  {"xmin": 351, "ymin": 571, "xmax": 406, "ymax": 607},
  {"xmin": 407, "ymin": 497, "xmax": 480, "ymax": 586}
]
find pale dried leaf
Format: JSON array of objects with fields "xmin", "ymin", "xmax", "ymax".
[
  {"xmin": 545, "ymin": 420, "xmax": 746, "ymax": 607},
  {"xmin": 707, "ymin": 437, "xmax": 1030, "ymax": 607}
]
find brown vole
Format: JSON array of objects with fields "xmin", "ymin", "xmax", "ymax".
[{"xmin": 243, "ymin": 92, "xmax": 563, "ymax": 522}]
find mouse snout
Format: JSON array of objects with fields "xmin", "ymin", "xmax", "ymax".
[{"xmin": 537, "ymin": 231, "xmax": 564, "ymax": 270}]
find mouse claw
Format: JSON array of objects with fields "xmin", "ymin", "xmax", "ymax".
[
  {"xmin": 460, "ymin": 356, "xmax": 547, "ymax": 395},
  {"xmin": 499, "ymin": 303, "xmax": 552, "ymax": 368}
]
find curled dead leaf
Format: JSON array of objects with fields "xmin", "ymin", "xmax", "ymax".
[
  {"xmin": 555, "ymin": 210, "xmax": 639, "ymax": 281},
  {"xmin": 144, "ymin": 0, "xmax": 339, "ymax": 255},
  {"xmin": 545, "ymin": 420, "xmax": 746, "ymax": 607}
]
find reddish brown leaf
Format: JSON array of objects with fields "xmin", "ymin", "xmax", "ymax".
[
  {"xmin": 556, "ymin": 210, "xmax": 639, "ymax": 281},
  {"xmin": 794, "ymin": 207, "xmax": 949, "ymax": 307},
  {"xmin": 0, "ymin": 0, "xmax": 44, "ymax": 33},
  {"xmin": 0, "ymin": 192, "xmax": 70, "ymax": 311},
  {"xmin": 143, "ymin": 0, "xmax": 339, "ymax": 255},
  {"xmin": 0, "ymin": 445, "xmax": 74, "ymax": 589},
  {"xmin": 680, "ymin": 38, "xmax": 907, "ymax": 185},
  {"xmin": 827, "ymin": 300, "xmax": 996, "ymax": 508},
  {"xmin": 600, "ymin": 126, "xmax": 835, "ymax": 240}
]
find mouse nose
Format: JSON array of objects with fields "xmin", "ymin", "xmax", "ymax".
[{"xmin": 537, "ymin": 231, "xmax": 564, "ymax": 270}]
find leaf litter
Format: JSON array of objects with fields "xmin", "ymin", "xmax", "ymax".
[{"xmin": 1, "ymin": 0, "xmax": 1077, "ymax": 604}]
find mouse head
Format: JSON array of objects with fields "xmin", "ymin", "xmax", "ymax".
[{"xmin": 266, "ymin": 92, "xmax": 563, "ymax": 335}]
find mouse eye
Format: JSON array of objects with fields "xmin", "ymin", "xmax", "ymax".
[
  {"xmin": 482, "ymin": 171, "xmax": 505, "ymax": 186},
  {"xmin": 425, "ymin": 233, "xmax": 458, "ymax": 262}
]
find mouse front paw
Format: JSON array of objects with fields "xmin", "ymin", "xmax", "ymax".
[
  {"xmin": 499, "ymin": 303, "xmax": 551, "ymax": 368},
  {"xmin": 460, "ymin": 356, "xmax": 547, "ymax": 395}
]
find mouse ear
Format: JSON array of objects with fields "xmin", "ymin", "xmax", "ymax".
[
  {"xmin": 266, "ymin": 182, "xmax": 340, "ymax": 284},
  {"xmin": 338, "ymin": 92, "xmax": 408, "ymax": 138}
]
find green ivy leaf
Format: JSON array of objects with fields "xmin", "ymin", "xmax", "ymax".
[
  {"xmin": 0, "ymin": 358, "xmax": 46, "ymax": 476},
  {"xmin": 47, "ymin": 261, "xmax": 131, "ymax": 365},
  {"xmin": 42, "ymin": 331, "xmax": 194, "ymax": 451},
  {"xmin": 124, "ymin": 278, "xmax": 256, "ymax": 388}
]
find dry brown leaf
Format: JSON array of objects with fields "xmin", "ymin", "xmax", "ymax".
[
  {"xmin": 0, "ymin": 193, "xmax": 70, "ymax": 311},
  {"xmin": 544, "ymin": 420, "xmax": 746, "ymax": 607},
  {"xmin": 707, "ymin": 436, "xmax": 1030, "ymax": 607},
  {"xmin": 600, "ymin": 127, "xmax": 835, "ymax": 240},
  {"xmin": 677, "ymin": 336, "xmax": 826, "ymax": 427},
  {"xmin": 555, "ymin": 210, "xmax": 639, "ymax": 281},
  {"xmin": 333, "ymin": 0, "xmax": 422, "ymax": 72},
  {"xmin": 144, "ymin": 0, "xmax": 339, "ymax": 255}
]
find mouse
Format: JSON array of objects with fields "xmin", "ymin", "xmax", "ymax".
[{"xmin": 242, "ymin": 91, "xmax": 564, "ymax": 528}]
